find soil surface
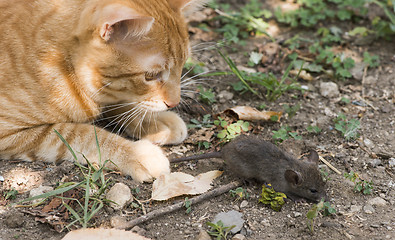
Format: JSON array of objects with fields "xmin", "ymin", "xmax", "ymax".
[{"xmin": 1, "ymin": 1, "xmax": 394, "ymax": 239}]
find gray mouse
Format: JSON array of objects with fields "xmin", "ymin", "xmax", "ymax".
[{"xmin": 171, "ymin": 135, "xmax": 326, "ymax": 202}]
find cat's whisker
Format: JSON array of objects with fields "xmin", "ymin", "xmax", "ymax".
[
  {"xmin": 91, "ymin": 82, "xmax": 112, "ymax": 100},
  {"xmin": 181, "ymin": 70, "xmax": 213, "ymax": 83}
]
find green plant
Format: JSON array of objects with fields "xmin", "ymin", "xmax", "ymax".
[
  {"xmin": 184, "ymin": 57, "xmax": 206, "ymax": 75},
  {"xmin": 220, "ymin": 50, "xmax": 303, "ymax": 101},
  {"xmin": 307, "ymin": 198, "xmax": 336, "ymax": 232},
  {"xmin": 184, "ymin": 197, "xmax": 192, "ymax": 214},
  {"xmin": 259, "ymin": 184, "xmax": 287, "ymax": 212},
  {"xmin": 4, "ymin": 188, "xmax": 18, "ymax": 200},
  {"xmin": 229, "ymin": 187, "xmax": 249, "ymax": 201},
  {"xmin": 19, "ymin": 129, "xmax": 114, "ymax": 230},
  {"xmin": 209, "ymin": 0, "xmax": 273, "ymax": 45},
  {"xmin": 272, "ymin": 125, "xmax": 302, "ymax": 142},
  {"xmin": 197, "ymin": 141, "xmax": 212, "ymax": 150},
  {"xmin": 214, "ymin": 117, "xmax": 249, "ymax": 142},
  {"xmin": 333, "ymin": 113, "xmax": 361, "ymax": 140},
  {"xmin": 363, "ymin": 51, "xmax": 380, "ymax": 68},
  {"xmin": 283, "ymin": 103, "xmax": 300, "ymax": 119},
  {"xmin": 340, "ymin": 97, "xmax": 351, "ymax": 104},
  {"xmin": 206, "ymin": 220, "xmax": 235, "ymax": 240},
  {"xmin": 319, "ymin": 168, "xmax": 331, "ymax": 182},
  {"xmin": 187, "ymin": 114, "xmax": 214, "ymax": 129},
  {"xmin": 344, "ymin": 171, "xmax": 374, "ymax": 195},
  {"xmin": 307, "ymin": 125, "xmax": 322, "ymax": 134},
  {"xmin": 197, "ymin": 86, "xmax": 216, "ymax": 104}
]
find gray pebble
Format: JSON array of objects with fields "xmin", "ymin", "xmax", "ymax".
[
  {"xmin": 213, "ymin": 210, "xmax": 244, "ymax": 234},
  {"xmin": 363, "ymin": 205, "xmax": 375, "ymax": 214},
  {"xmin": 369, "ymin": 159, "xmax": 382, "ymax": 168},
  {"xmin": 368, "ymin": 197, "xmax": 388, "ymax": 207},
  {"xmin": 320, "ymin": 82, "xmax": 340, "ymax": 98}
]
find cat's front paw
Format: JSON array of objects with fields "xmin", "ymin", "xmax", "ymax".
[
  {"xmin": 121, "ymin": 140, "xmax": 170, "ymax": 182},
  {"xmin": 141, "ymin": 111, "xmax": 187, "ymax": 145}
]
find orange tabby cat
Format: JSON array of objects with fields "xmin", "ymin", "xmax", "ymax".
[{"xmin": 0, "ymin": 0, "xmax": 206, "ymax": 182}]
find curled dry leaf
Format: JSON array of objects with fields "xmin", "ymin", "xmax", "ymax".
[
  {"xmin": 151, "ymin": 171, "xmax": 223, "ymax": 201},
  {"xmin": 290, "ymin": 69, "xmax": 314, "ymax": 81},
  {"xmin": 224, "ymin": 106, "xmax": 282, "ymax": 122}
]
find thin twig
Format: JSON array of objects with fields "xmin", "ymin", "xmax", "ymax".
[
  {"xmin": 119, "ymin": 181, "xmax": 243, "ymax": 230},
  {"xmin": 319, "ymin": 155, "xmax": 341, "ymax": 175}
]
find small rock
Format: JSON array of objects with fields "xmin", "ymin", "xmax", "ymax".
[
  {"xmin": 389, "ymin": 158, "xmax": 395, "ymax": 167},
  {"xmin": 0, "ymin": 175, "xmax": 4, "ymax": 182},
  {"xmin": 236, "ymin": 66, "xmax": 256, "ymax": 73},
  {"xmin": 363, "ymin": 205, "xmax": 375, "ymax": 214},
  {"xmin": 218, "ymin": 90, "xmax": 234, "ymax": 103},
  {"xmin": 349, "ymin": 205, "xmax": 362, "ymax": 213},
  {"xmin": 29, "ymin": 185, "xmax": 54, "ymax": 204},
  {"xmin": 213, "ymin": 210, "xmax": 244, "ymax": 234},
  {"xmin": 5, "ymin": 212, "xmax": 25, "ymax": 228},
  {"xmin": 240, "ymin": 200, "xmax": 248, "ymax": 208},
  {"xmin": 110, "ymin": 215, "xmax": 129, "ymax": 229},
  {"xmin": 363, "ymin": 138, "xmax": 375, "ymax": 149},
  {"xmin": 106, "ymin": 183, "xmax": 132, "ymax": 210},
  {"xmin": 368, "ymin": 197, "xmax": 387, "ymax": 207},
  {"xmin": 369, "ymin": 159, "xmax": 382, "ymax": 168},
  {"xmin": 232, "ymin": 234, "xmax": 246, "ymax": 240},
  {"xmin": 195, "ymin": 229, "xmax": 211, "ymax": 240},
  {"xmin": 349, "ymin": 62, "xmax": 367, "ymax": 80},
  {"xmin": 293, "ymin": 212, "xmax": 302, "ymax": 218},
  {"xmin": 320, "ymin": 81, "xmax": 340, "ymax": 98},
  {"xmin": 363, "ymin": 75, "xmax": 377, "ymax": 85}
]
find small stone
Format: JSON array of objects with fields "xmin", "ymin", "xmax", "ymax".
[
  {"xmin": 0, "ymin": 175, "xmax": 4, "ymax": 182},
  {"xmin": 320, "ymin": 81, "xmax": 340, "ymax": 98},
  {"xmin": 29, "ymin": 185, "xmax": 54, "ymax": 204},
  {"xmin": 5, "ymin": 212, "xmax": 25, "ymax": 228},
  {"xmin": 218, "ymin": 90, "xmax": 234, "ymax": 103},
  {"xmin": 389, "ymin": 158, "xmax": 395, "ymax": 167},
  {"xmin": 110, "ymin": 216, "xmax": 129, "ymax": 229},
  {"xmin": 240, "ymin": 200, "xmax": 248, "ymax": 208},
  {"xmin": 106, "ymin": 183, "xmax": 132, "ymax": 210},
  {"xmin": 349, "ymin": 205, "xmax": 362, "ymax": 213},
  {"xmin": 349, "ymin": 62, "xmax": 367, "ymax": 80},
  {"xmin": 213, "ymin": 210, "xmax": 244, "ymax": 234},
  {"xmin": 293, "ymin": 212, "xmax": 302, "ymax": 218},
  {"xmin": 368, "ymin": 197, "xmax": 387, "ymax": 207},
  {"xmin": 363, "ymin": 138, "xmax": 375, "ymax": 149},
  {"xmin": 363, "ymin": 205, "xmax": 375, "ymax": 214},
  {"xmin": 369, "ymin": 159, "xmax": 382, "ymax": 168},
  {"xmin": 195, "ymin": 229, "xmax": 211, "ymax": 240},
  {"xmin": 232, "ymin": 234, "xmax": 246, "ymax": 240},
  {"xmin": 363, "ymin": 75, "xmax": 377, "ymax": 85}
]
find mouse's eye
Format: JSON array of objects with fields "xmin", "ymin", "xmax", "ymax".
[{"xmin": 310, "ymin": 189, "xmax": 318, "ymax": 194}]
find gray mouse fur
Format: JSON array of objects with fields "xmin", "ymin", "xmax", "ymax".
[{"xmin": 171, "ymin": 135, "xmax": 326, "ymax": 202}]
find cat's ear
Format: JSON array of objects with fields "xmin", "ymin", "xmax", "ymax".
[
  {"xmin": 167, "ymin": 0, "xmax": 209, "ymax": 15},
  {"xmin": 99, "ymin": 4, "xmax": 154, "ymax": 42}
]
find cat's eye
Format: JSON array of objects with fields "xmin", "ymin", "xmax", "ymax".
[{"xmin": 145, "ymin": 71, "xmax": 162, "ymax": 81}]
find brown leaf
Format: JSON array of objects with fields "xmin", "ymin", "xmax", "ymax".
[
  {"xmin": 224, "ymin": 106, "xmax": 282, "ymax": 121},
  {"xmin": 62, "ymin": 228, "xmax": 152, "ymax": 240},
  {"xmin": 151, "ymin": 171, "xmax": 223, "ymax": 201}
]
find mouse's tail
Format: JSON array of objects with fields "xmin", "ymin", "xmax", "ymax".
[{"xmin": 170, "ymin": 151, "xmax": 222, "ymax": 163}]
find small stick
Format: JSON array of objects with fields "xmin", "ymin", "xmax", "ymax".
[
  {"xmin": 319, "ymin": 155, "xmax": 341, "ymax": 175},
  {"xmin": 120, "ymin": 181, "xmax": 243, "ymax": 230}
]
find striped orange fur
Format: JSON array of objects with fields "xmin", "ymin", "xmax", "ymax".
[{"xmin": 0, "ymin": 0, "xmax": 205, "ymax": 182}]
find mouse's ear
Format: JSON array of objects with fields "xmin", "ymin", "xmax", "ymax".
[
  {"xmin": 306, "ymin": 150, "xmax": 319, "ymax": 165},
  {"xmin": 285, "ymin": 170, "xmax": 303, "ymax": 186}
]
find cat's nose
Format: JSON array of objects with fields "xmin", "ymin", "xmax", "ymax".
[{"xmin": 164, "ymin": 101, "xmax": 178, "ymax": 109}]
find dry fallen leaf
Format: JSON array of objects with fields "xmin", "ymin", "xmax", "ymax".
[
  {"xmin": 151, "ymin": 171, "xmax": 223, "ymax": 201},
  {"xmin": 62, "ymin": 228, "xmax": 151, "ymax": 240},
  {"xmin": 290, "ymin": 69, "xmax": 314, "ymax": 81},
  {"xmin": 224, "ymin": 106, "xmax": 282, "ymax": 122}
]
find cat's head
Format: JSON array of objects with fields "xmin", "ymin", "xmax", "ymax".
[{"xmin": 73, "ymin": 0, "xmax": 207, "ymax": 111}]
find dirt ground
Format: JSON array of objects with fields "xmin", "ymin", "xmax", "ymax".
[{"xmin": 0, "ymin": 1, "xmax": 394, "ymax": 239}]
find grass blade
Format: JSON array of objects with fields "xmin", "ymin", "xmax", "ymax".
[{"xmin": 54, "ymin": 129, "xmax": 78, "ymax": 162}]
